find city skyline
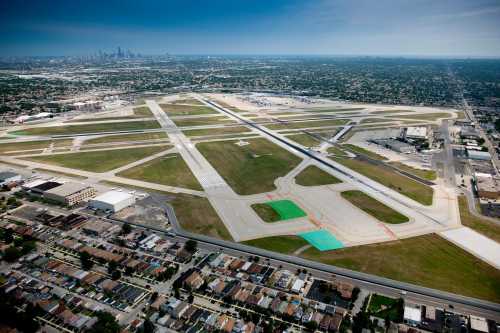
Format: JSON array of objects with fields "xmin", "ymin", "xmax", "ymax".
[{"xmin": 2, "ymin": 0, "xmax": 500, "ymax": 57}]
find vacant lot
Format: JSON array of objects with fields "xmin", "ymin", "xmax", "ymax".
[
  {"xmin": 300, "ymin": 234, "xmax": 500, "ymax": 302},
  {"xmin": 118, "ymin": 154, "xmax": 202, "ymax": 191},
  {"xmin": 24, "ymin": 146, "xmax": 168, "ymax": 172},
  {"xmin": 458, "ymin": 196, "xmax": 500, "ymax": 243},
  {"xmin": 183, "ymin": 126, "xmax": 252, "ymax": 137},
  {"xmin": 171, "ymin": 194, "xmax": 232, "ymax": 241},
  {"xmin": 197, "ymin": 138, "xmax": 302, "ymax": 194},
  {"xmin": 242, "ymin": 235, "xmax": 308, "ymax": 255},
  {"xmin": 389, "ymin": 161, "xmax": 436, "ymax": 181},
  {"xmin": 368, "ymin": 294, "xmax": 402, "ymax": 322},
  {"xmin": 173, "ymin": 116, "xmax": 236, "ymax": 127},
  {"xmin": 11, "ymin": 120, "xmax": 161, "ymax": 136},
  {"xmin": 85, "ymin": 132, "xmax": 167, "ymax": 145},
  {"xmin": 295, "ymin": 165, "xmax": 342, "ymax": 186},
  {"xmin": 389, "ymin": 112, "xmax": 453, "ymax": 121},
  {"xmin": 342, "ymin": 144, "xmax": 387, "ymax": 160},
  {"xmin": 341, "ymin": 190, "xmax": 409, "ymax": 224},
  {"xmin": 335, "ymin": 158, "xmax": 433, "ymax": 205},
  {"xmin": 160, "ymin": 104, "xmax": 218, "ymax": 116},
  {"xmin": 265, "ymin": 119, "xmax": 348, "ymax": 130},
  {"xmin": 0, "ymin": 139, "xmax": 73, "ymax": 153}
]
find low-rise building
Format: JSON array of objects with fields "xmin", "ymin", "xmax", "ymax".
[
  {"xmin": 475, "ymin": 175, "xmax": 500, "ymax": 200},
  {"xmin": 44, "ymin": 182, "xmax": 96, "ymax": 206},
  {"xmin": 0, "ymin": 171, "xmax": 22, "ymax": 186},
  {"xmin": 89, "ymin": 190, "xmax": 135, "ymax": 213}
]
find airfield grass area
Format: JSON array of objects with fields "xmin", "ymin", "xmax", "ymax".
[
  {"xmin": 133, "ymin": 106, "xmax": 153, "ymax": 117},
  {"xmin": 242, "ymin": 236, "xmax": 308, "ymax": 255},
  {"xmin": 342, "ymin": 144, "xmax": 388, "ymax": 160},
  {"xmin": 305, "ymin": 107, "xmax": 364, "ymax": 113},
  {"xmin": 197, "ymin": 138, "xmax": 302, "ymax": 195},
  {"xmin": 173, "ymin": 116, "xmax": 236, "ymax": 127},
  {"xmin": 170, "ymin": 98, "xmax": 204, "ymax": 105},
  {"xmin": 85, "ymin": 132, "xmax": 167, "ymax": 145},
  {"xmin": 160, "ymin": 104, "xmax": 218, "ymax": 116},
  {"xmin": 182, "ymin": 126, "xmax": 252, "ymax": 137},
  {"xmin": 335, "ymin": 157, "xmax": 433, "ymax": 205},
  {"xmin": 266, "ymin": 119, "xmax": 348, "ymax": 130},
  {"xmin": 171, "ymin": 193, "xmax": 232, "ymax": 241},
  {"xmin": 389, "ymin": 112, "xmax": 453, "ymax": 121},
  {"xmin": 458, "ymin": 196, "xmax": 500, "ymax": 243},
  {"xmin": 11, "ymin": 120, "xmax": 161, "ymax": 136},
  {"xmin": 373, "ymin": 109, "xmax": 412, "ymax": 114},
  {"xmin": 0, "ymin": 139, "xmax": 73, "ymax": 153},
  {"xmin": 360, "ymin": 118, "xmax": 392, "ymax": 124},
  {"xmin": 295, "ymin": 165, "xmax": 342, "ymax": 186},
  {"xmin": 285, "ymin": 133, "xmax": 321, "ymax": 147},
  {"xmin": 251, "ymin": 203, "xmax": 281, "ymax": 222},
  {"xmin": 117, "ymin": 154, "xmax": 202, "ymax": 191},
  {"xmin": 299, "ymin": 234, "xmax": 500, "ymax": 303},
  {"xmin": 327, "ymin": 146, "xmax": 348, "ymax": 156},
  {"xmin": 341, "ymin": 190, "xmax": 409, "ymax": 224},
  {"xmin": 24, "ymin": 145, "xmax": 169, "ymax": 173},
  {"xmin": 389, "ymin": 161, "xmax": 437, "ymax": 181}
]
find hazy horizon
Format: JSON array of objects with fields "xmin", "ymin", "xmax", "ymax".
[{"xmin": 2, "ymin": 0, "xmax": 500, "ymax": 57}]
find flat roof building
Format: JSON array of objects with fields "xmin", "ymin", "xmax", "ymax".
[
  {"xmin": 475, "ymin": 175, "xmax": 500, "ymax": 200},
  {"xmin": 44, "ymin": 182, "xmax": 96, "ymax": 206},
  {"xmin": 405, "ymin": 126, "xmax": 428, "ymax": 140},
  {"xmin": 467, "ymin": 150, "xmax": 492, "ymax": 161},
  {"xmin": 89, "ymin": 190, "xmax": 135, "ymax": 213},
  {"xmin": 30, "ymin": 181, "xmax": 63, "ymax": 195},
  {"xmin": 0, "ymin": 171, "xmax": 22, "ymax": 186}
]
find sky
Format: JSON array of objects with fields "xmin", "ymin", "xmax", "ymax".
[{"xmin": 1, "ymin": 0, "xmax": 500, "ymax": 57}]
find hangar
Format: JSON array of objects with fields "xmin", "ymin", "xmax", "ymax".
[{"xmin": 89, "ymin": 190, "xmax": 135, "ymax": 213}]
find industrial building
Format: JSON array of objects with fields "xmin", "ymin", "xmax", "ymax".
[
  {"xmin": 0, "ymin": 171, "xmax": 22, "ymax": 186},
  {"xmin": 404, "ymin": 126, "xmax": 428, "ymax": 140},
  {"xmin": 89, "ymin": 190, "xmax": 135, "ymax": 213},
  {"xmin": 372, "ymin": 138, "xmax": 416, "ymax": 154},
  {"xmin": 467, "ymin": 150, "xmax": 492, "ymax": 161},
  {"xmin": 29, "ymin": 181, "xmax": 63, "ymax": 195},
  {"xmin": 44, "ymin": 182, "xmax": 96, "ymax": 206}
]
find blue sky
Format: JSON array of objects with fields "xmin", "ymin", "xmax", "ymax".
[{"xmin": 1, "ymin": 0, "xmax": 500, "ymax": 57}]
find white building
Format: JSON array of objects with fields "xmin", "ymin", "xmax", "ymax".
[
  {"xmin": 89, "ymin": 190, "xmax": 135, "ymax": 213},
  {"xmin": 468, "ymin": 150, "xmax": 492, "ymax": 161},
  {"xmin": 405, "ymin": 126, "xmax": 428, "ymax": 140}
]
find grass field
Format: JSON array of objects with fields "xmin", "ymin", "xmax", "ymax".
[
  {"xmin": 117, "ymin": 154, "xmax": 202, "ymax": 190},
  {"xmin": 458, "ymin": 196, "xmax": 500, "ymax": 243},
  {"xmin": 85, "ymin": 132, "xmax": 167, "ymax": 145},
  {"xmin": 173, "ymin": 117, "xmax": 236, "ymax": 127},
  {"xmin": 242, "ymin": 235, "xmax": 308, "ymax": 255},
  {"xmin": 304, "ymin": 108, "xmax": 364, "ymax": 113},
  {"xmin": 335, "ymin": 158, "xmax": 433, "ymax": 205},
  {"xmin": 390, "ymin": 112, "xmax": 453, "ymax": 121},
  {"xmin": 360, "ymin": 118, "xmax": 392, "ymax": 124},
  {"xmin": 171, "ymin": 193, "xmax": 232, "ymax": 241},
  {"xmin": 389, "ymin": 162, "xmax": 437, "ymax": 181},
  {"xmin": 24, "ymin": 145, "xmax": 168, "ymax": 172},
  {"xmin": 11, "ymin": 120, "xmax": 161, "ymax": 136},
  {"xmin": 285, "ymin": 133, "xmax": 322, "ymax": 147},
  {"xmin": 295, "ymin": 165, "xmax": 342, "ymax": 186},
  {"xmin": 300, "ymin": 234, "xmax": 500, "ymax": 302},
  {"xmin": 197, "ymin": 138, "xmax": 302, "ymax": 194},
  {"xmin": 341, "ymin": 190, "xmax": 409, "ymax": 224},
  {"xmin": 372, "ymin": 110, "xmax": 412, "ymax": 114},
  {"xmin": 342, "ymin": 144, "xmax": 388, "ymax": 160},
  {"xmin": 182, "ymin": 126, "xmax": 251, "ymax": 137},
  {"xmin": 367, "ymin": 294, "xmax": 402, "ymax": 322},
  {"xmin": 160, "ymin": 104, "xmax": 218, "ymax": 116},
  {"xmin": 265, "ymin": 119, "xmax": 348, "ymax": 130},
  {"xmin": 251, "ymin": 203, "xmax": 281, "ymax": 222},
  {"xmin": 0, "ymin": 139, "xmax": 73, "ymax": 153}
]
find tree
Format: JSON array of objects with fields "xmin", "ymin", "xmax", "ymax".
[
  {"xmin": 184, "ymin": 240, "xmax": 197, "ymax": 253},
  {"xmin": 111, "ymin": 270, "xmax": 121, "ymax": 280},
  {"xmin": 88, "ymin": 311, "xmax": 120, "ymax": 333},
  {"xmin": 121, "ymin": 223, "xmax": 132, "ymax": 235},
  {"xmin": 141, "ymin": 319, "xmax": 155, "ymax": 333},
  {"xmin": 2, "ymin": 228, "xmax": 13, "ymax": 244},
  {"xmin": 108, "ymin": 260, "xmax": 118, "ymax": 274},
  {"xmin": 3, "ymin": 247, "xmax": 21, "ymax": 262},
  {"xmin": 80, "ymin": 251, "xmax": 93, "ymax": 271}
]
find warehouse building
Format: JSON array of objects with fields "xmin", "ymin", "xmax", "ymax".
[
  {"xmin": 467, "ymin": 150, "xmax": 491, "ymax": 161},
  {"xmin": 30, "ymin": 181, "xmax": 63, "ymax": 195},
  {"xmin": 372, "ymin": 138, "xmax": 416, "ymax": 154},
  {"xmin": 44, "ymin": 182, "xmax": 96, "ymax": 206},
  {"xmin": 89, "ymin": 190, "xmax": 135, "ymax": 213},
  {"xmin": 404, "ymin": 126, "xmax": 428, "ymax": 140}
]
